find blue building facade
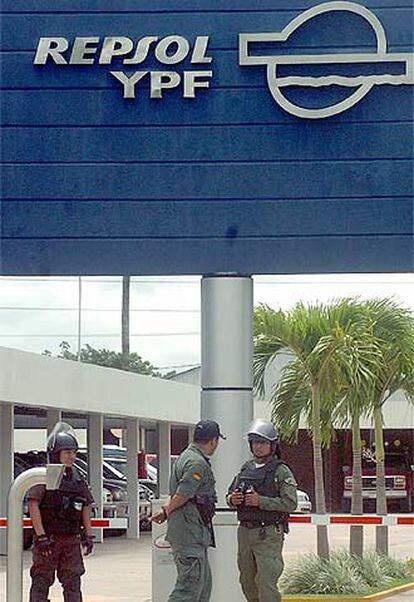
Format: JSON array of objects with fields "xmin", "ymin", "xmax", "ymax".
[{"xmin": 1, "ymin": 1, "xmax": 413, "ymax": 275}]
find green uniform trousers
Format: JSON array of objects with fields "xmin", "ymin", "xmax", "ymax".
[
  {"xmin": 237, "ymin": 524, "xmax": 284, "ymax": 602},
  {"xmin": 169, "ymin": 545, "xmax": 212, "ymax": 602}
]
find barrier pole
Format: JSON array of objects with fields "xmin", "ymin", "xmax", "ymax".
[{"xmin": 7, "ymin": 465, "xmax": 64, "ymax": 602}]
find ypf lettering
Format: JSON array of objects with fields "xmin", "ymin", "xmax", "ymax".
[{"xmin": 110, "ymin": 70, "xmax": 213, "ymax": 99}]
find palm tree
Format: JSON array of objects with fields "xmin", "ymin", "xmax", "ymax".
[
  {"xmin": 336, "ymin": 391, "xmax": 370, "ymax": 557},
  {"xmin": 334, "ymin": 322, "xmax": 382, "ymax": 557},
  {"xmin": 253, "ymin": 299, "xmax": 377, "ymax": 559},
  {"xmin": 361, "ymin": 299, "xmax": 414, "ymax": 555}
]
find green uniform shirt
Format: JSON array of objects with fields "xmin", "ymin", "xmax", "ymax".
[
  {"xmin": 166, "ymin": 443, "xmax": 216, "ymax": 549},
  {"xmin": 255, "ymin": 460, "xmax": 298, "ymax": 513}
]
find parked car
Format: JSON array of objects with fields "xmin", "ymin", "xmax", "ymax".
[
  {"xmin": 342, "ymin": 446, "xmax": 414, "ymax": 513},
  {"xmin": 84, "ymin": 445, "xmax": 158, "ymax": 486},
  {"xmin": 74, "ymin": 452, "xmax": 153, "ymax": 530}
]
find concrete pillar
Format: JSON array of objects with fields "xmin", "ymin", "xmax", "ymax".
[
  {"xmin": 46, "ymin": 408, "xmax": 62, "ymax": 435},
  {"xmin": 87, "ymin": 414, "xmax": 103, "ymax": 543},
  {"xmin": 0, "ymin": 403, "xmax": 14, "ymax": 555},
  {"xmin": 125, "ymin": 418, "xmax": 140, "ymax": 539},
  {"xmin": 201, "ymin": 275, "xmax": 253, "ymax": 601},
  {"xmin": 158, "ymin": 422, "xmax": 171, "ymax": 496},
  {"xmin": 140, "ymin": 426, "xmax": 146, "ymax": 451},
  {"xmin": 188, "ymin": 425, "xmax": 195, "ymax": 445},
  {"xmin": 201, "ymin": 275, "xmax": 253, "ymax": 503}
]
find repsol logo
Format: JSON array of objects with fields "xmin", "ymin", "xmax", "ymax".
[{"xmin": 33, "ymin": 35, "xmax": 213, "ymax": 99}]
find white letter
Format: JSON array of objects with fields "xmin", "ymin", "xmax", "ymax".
[
  {"xmin": 155, "ymin": 36, "xmax": 190, "ymax": 65},
  {"xmin": 150, "ymin": 71, "xmax": 181, "ymax": 98},
  {"xmin": 184, "ymin": 71, "xmax": 212, "ymax": 98},
  {"xmin": 191, "ymin": 37, "xmax": 212, "ymax": 64},
  {"xmin": 124, "ymin": 36, "xmax": 159, "ymax": 65},
  {"xmin": 69, "ymin": 37, "xmax": 100, "ymax": 65},
  {"xmin": 99, "ymin": 37, "xmax": 134, "ymax": 65},
  {"xmin": 110, "ymin": 71, "xmax": 148, "ymax": 99},
  {"xmin": 34, "ymin": 37, "xmax": 69, "ymax": 65}
]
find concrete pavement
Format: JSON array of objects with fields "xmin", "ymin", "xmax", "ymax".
[{"xmin": 1, "ymin": 525, "xmax": 413, "ymax": 601}]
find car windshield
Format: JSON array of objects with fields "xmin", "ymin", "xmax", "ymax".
[
  {"xmin": 105, "ymin": 458, "xmax": 127, "ymax": 477},
  {"xmin": 362, "ymin": 453, "xmax": 409, "ymax": 471},
  {"xmin": 76, "ymin": 451, "xmax": 126, "ymax": 481}
]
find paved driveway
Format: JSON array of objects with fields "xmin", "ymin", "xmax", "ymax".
[{"xmin": 1, "ymin": 525, "xmax": 413, "ymax": 601}]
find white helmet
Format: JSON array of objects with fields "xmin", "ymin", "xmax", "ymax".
[{"xmin": 246, "ymin": 419, "xmax": 279, "ymax": 442}]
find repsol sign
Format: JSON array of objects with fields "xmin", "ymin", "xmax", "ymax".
[
  {"xmin": 32, "ymin": 2, "xmax": 414, "ymax": 117},
  {"xmin": 34, "ymin": 35, "xmax": 213, "ymax": 99}
]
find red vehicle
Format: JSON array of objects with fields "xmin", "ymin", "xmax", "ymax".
[{"xmin": 342, "ymin": 436, "xmax": 414, "ymax": 513}]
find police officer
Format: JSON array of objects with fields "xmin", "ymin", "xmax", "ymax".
[
  {"xmin": 28, "ymin": 422, "xmax": 95, "ymax": 602},
  {"xmin": 151, "ymin": 420, "xmax": 225, "ymax": 602},
  {"xmin": 227, "ymin": 420, "xmax": 297, "ymax": 602}
]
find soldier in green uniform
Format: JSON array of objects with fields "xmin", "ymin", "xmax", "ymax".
[
  {"xmin": 227, "ymin": 420, "xmax": 297, "ymax": 602},
  {"xmin": 151, "ymin": 420, "xmax": 225, "ymax": 602}
]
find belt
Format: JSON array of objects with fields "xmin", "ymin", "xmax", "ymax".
[
  {"xmin": 240, "ymin": 520, "xmax": 276, "ymax": 529},
  {"xmin": 47, "ymin": 533, "xmax": 81, "ymax": 540}
]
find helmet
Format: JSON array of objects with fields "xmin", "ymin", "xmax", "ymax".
[
  {"xmin": 47, "ymin": 422, "xmax": 78, "ymax": 463},
  {"xmin": 246, "ymin": 420, "xmax": 280, "ymax": 457},
  {"xmin": 246, "ymin": 420, "xmax": 279, "ymax": 442}
]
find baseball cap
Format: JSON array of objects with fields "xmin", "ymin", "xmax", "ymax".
[{"xmin": 194, "ymin": 420, "xmax": 226, "ymax": 441}]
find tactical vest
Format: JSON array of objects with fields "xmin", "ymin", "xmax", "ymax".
[
  {"xmin": 235, "ymin": 458, "xmax": 287, "ymax": 526},
  {"xmin": 39, "ymin": 470, "xmax": 88, "ymax": 535}
]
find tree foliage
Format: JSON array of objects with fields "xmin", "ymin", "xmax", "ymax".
[
  {"xmin": 253, "ymin": 297, "xmax": 414, "ymax": 558},
  {"xmin": 44, "ymin": 341, "xmax": 161, "ymax": 376}
]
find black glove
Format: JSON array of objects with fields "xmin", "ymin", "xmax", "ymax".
[
  {"xmin": 35, "ymin": 534, "xmax": 54, "ymax": 557},
  {"xmin": 82, "ymin": 534, "xmax": 95, "ymax": 556}
]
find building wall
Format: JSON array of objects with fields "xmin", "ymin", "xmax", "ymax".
[{"xmin": 1, "ymin": 1, "xmax": 412, "ymax": 275}]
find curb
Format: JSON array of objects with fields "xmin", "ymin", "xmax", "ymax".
[{"xmin": 282, "ymin": 580, "xmax": 414, "ymax": 601}]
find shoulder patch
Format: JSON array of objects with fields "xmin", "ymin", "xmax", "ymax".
[{"xmin": 192, "ymin": 472, "xmax": 202, "ymax": 481}]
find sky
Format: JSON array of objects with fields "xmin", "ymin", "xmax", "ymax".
[{"xmin": 0, "ymin": 273, "xmax": 413, "ymax": 373}]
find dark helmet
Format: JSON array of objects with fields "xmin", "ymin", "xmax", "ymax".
[
  {"xmin": 246, "ymin": 419, "xmax": 280, "ymax": 456},
  {"xmin": 47, "ymin": 422, "xmax": 78, "ymax": 463}
]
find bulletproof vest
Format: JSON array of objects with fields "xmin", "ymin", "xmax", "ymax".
[
  {"xmin": 236, "ymin": 457, "xmax": 286, "ymax": 525},
  {"xmin": 39, "ymin": 469, "xmax": 88, "ymax": 535}
]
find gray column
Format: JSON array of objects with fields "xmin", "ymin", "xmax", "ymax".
[
  {"xmin": 140, "ymin": 426, "xmax": 146, "ymax": 451},
  {"xmin": 125, "ymin": 418, "xmax": 140, "ymax": 539},
  {"xmin": 158, "ymin": 422, "xmax": 171, "ymax": 496},
  {"xmin": 46, "ymin": 408, "xmax": 62, "ymax": 434},
  {"xmin": 87, "ymin": 414, "xmax": 103, "ymax": 543},
  {"xmin": 188, "ymin": 425, "xmax": 195, "ymax": 445},
  {"xmin": 0, "ymin": 403, "xmax": 14, "ymax": 555},
  {"xmin": 201, "ymin": 275, "xmax": 253, "ymax": 504}
]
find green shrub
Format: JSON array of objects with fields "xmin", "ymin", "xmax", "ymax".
[
  {"xmin": 280, "ymin": 551, "xmax": 368, "ymax": 595},
  {"xmin": 355, "ymin": 552, "xmax": 394, "ymax": 588},
  {"xmin": 280, "ymin": 551, "xmax": 410, "ymax": 595},
  {"xmin": 280, "ymin": 554, "xmax": 322, "ymax": 594},
  {"xmin": 405, "ymin": 558, "xmax": 414, "ymax": 576}
]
